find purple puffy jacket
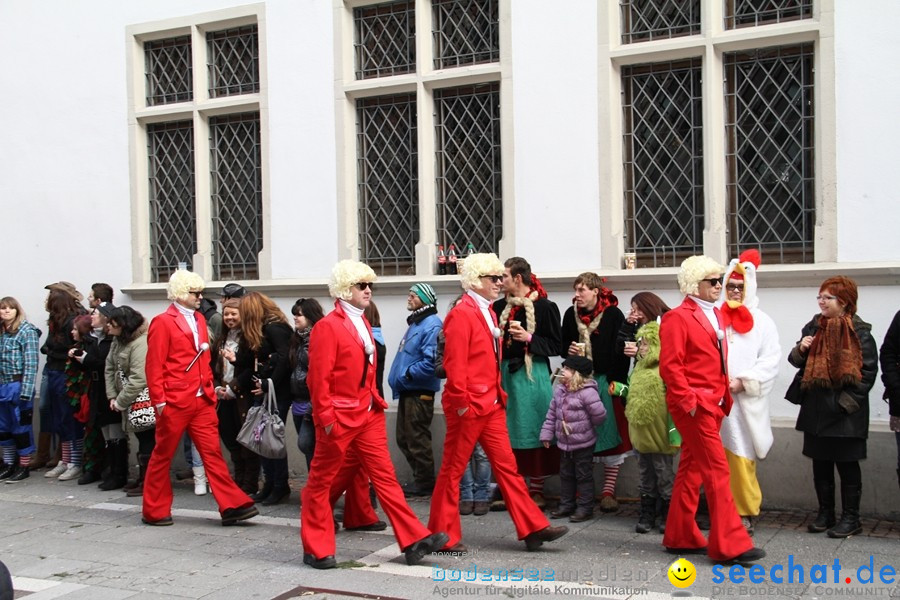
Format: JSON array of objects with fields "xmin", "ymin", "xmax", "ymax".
[{"xmin": 540, "ymin": 379, "xmax": 607, "ymax": 451}]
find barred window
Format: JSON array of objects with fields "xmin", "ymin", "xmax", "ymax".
[
  {"xmin": 620, "ymin": 0, "xmax": 701, "ymax": 44},
  {"xmin": 435, "ymin": 83, "xmax": 503, "ymax": 257},
  {"xmin": 148, "ymin": 122, "xmax": 196, "ymax": 282},
  {"xmin": 145, "ymin": 36, "xmax": 193, "ymax": 106},
  {"xmin": 725, "ymin": 44, "xmax": 815, "ymax": 264},
  {"xmin": 622, "ymin": 59, "xmax": 704, "ymax": 268},
  {"xmin": 210, "ymin": 113, "xmax": 263, "ymax": 280},
  {"xmin": 356, "ymin": 95, "xmax": 419, "ymax": 276},
  {"xmin": 432, "ymin": 0, "xmax": 499, "ymax": 69},
  {"xmin": 354, "ymin": 0, "xmax": 416, "ymax": 79},
  {"xmin": 725, "ymin": 0, "xmax": 813, "ymax": 30},
  {"xmin": 207, "ymin": 25, "xmax": 260, "ymax": 98}
]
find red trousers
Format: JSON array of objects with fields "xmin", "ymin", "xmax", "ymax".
[
  {"xmin": 428, "ymin": 404, "xmax": 549, "ymax": 547},
  {"xmin": 301, "ymin": 409, "xmax": 431, "ymax": 559},
  {"xmin": 331, "ymin": 450, "xmax": 378, "ymax": 528},
  {"xmin": 143, "ymin": 395, "xmax": 253, "ymax": 521},
  {"xmin": 663, "ymin": 403, "xmax": 753, "ymax": 560}
]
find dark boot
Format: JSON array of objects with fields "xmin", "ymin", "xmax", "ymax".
[
  {"xmin": 126, "ymin": 454, "xmax": 150, "ymax": 497},
  {"xmin": 250, "ymin": 478, "xmax": 273, "ymax": 503},
  {"xmin": 92, "ymin": 441, "xmax": 115, "ymax": 488},
  {"xmin": 827, "ymin": 483, "xmax": 862, "ymax": 538},
  {"xmin": 658, "ymin": 497, "xmax": 670, "ymax": 534},
  {"xmin": 229, "ymin": 450, "xmax": 245, "ymax": 489},
  {"xmin": 635, "ymin": 494, "xmax": 657, "ymax": 534},
  {"xmin": 99, "ymin": 440, "xmax": 129, "ymax": 491},
  {"xmin": 243, "ymin": 453, "xmax": 260, "ymax": 495},
  {"xmin": 808, "ymin": 479, "xmax": 836, "ymax": 533},
  {"xmin": 31, "ymin": 432, "xmax": 52, "ymax": 470}
]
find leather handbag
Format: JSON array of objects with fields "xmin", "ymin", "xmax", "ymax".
[{"xmin": 237, "ymin": 380, "xmax": 287, "ymax": 459}]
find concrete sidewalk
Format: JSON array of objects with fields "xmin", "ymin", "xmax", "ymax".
[{"xmin": 1, "ymin": 475, "xmax": 898, "ymax": 600}]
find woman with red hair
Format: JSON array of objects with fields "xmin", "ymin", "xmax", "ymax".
[{"xmin": 787, "ymin": 276, "xmax": 878, "ymax": 538}]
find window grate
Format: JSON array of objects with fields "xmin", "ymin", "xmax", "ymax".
[
  {"xmin": 620, "ymin": 0, "xmax": 701, "ymax": 44},
  {"xmin": 148, "ymin": 121, "xmax": 196, "ymax": 282},
  {"xmin": 725, "ymin": 44, "xmax": 815, "ymax": 264},
  {"xmin": 435, "ymin": 83, "xmax": 502, "ymax": 258},
  {"xmin": 725, "ymin": 0, "xmax": 813, "ymax": 29},
  {"xmin": 356, "ymin": 95, "xmax": 419, "ymax": 276},
  {"xmin": 432, "ymin": 0, "xmax": 499, "ymax": 69},
  {"xmin": 354, "ymin": 1, "xmax": 416, "ymax": 80},
  {"xmin": 207, "ymin": 25, "xmax": 260, "ymax": 98},
  {"xmin": 209, "ymin": 112, "xmax": 263, "ymax": 280},
  {"xmin": 145, "ymin": 36, "xmax": 193, "ymax": 106},
  {"xmin": 622, "ymin": 59, "xmax": 704, "ymax": 268}
]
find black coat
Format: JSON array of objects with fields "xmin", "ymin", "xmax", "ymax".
[
  {"xmin": 492, "ymin": 296, "xmax": 562, "ymax": 374},
  {"xmin": 234, "ymin": 321, "xmax": 293, "ymax": 416},
  {"xmin": 79, "ymin": 333, "xmax": 116, "ymax": 427},
  {"xmin": 561, "ymin": 304, "xmax": 630, "ymax": 383},
  {"xmin": 789, "ymin": 314, "xmax": 878, "ymax": 439},
  {"xmin": 879, "ymin": 310, "xmax": 900, "ymax": 418}
]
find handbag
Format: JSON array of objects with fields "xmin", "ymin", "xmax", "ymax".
[
  {"xmin": 118, "ymin": 367, "xmax": 155, "ymax": 431},
  {"xmin": 237, "ymin": 379, "xmax": 287, "ymax": 459}
]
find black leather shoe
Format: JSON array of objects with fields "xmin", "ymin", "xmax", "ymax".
[
  {"xmin": 0, "ymin": 464, "xmax": 14, "ymax": 480},
  {"xmin": 403, "ymin": 483, "xmax": 433, "ymax": 497},
  {"xmin": 303, "ymin": 553, "xmax": 337, "ymax": 569},
  {"xmin": 569, "ymin": 511, "xmax": 593, "ymax": 523},
  {"xmin": 221, "ymin": 504, "xmax": 259, "ymax": 526},
  {"xmin": 550, "ymin": 508, "xmax": 574, "ymax": 519},
  {"xmin": 78, "ymin": 470, "xmax": 101, "ymax": 485},
  {"xmin": 5, "ymin": 466, "xmax": 29, "ymax": 483},
  {"xmin": 261, "ymin": 487, "xmax": 290, "ymax": 506},
  {"xmin": 346, "ymin": 520, "xmax": 387, "ymax": 532},
  {"xmin": 665, "ymin": 546, "xmax": 707, "ymax": 555},
  {"xmin": 524, "ymin": 525, "xmax": 568, "ymax": 551},
  {"xmin": 405, "ymin": 532, "xmax": 450, "ymax": 565},
  {"xmin": 142, "ymin": 515, "xmax": 174, "ymax": 526},
  {"xmin": 717, "ymin": 547, "xmax": 766, "ymax": 565}
]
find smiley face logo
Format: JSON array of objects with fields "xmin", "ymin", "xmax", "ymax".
[{"xmin": 667, "ymin": 558, "xmax": 696, "ymax": 588}]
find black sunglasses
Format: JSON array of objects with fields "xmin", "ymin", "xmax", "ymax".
[
  {"xmin": 354, "ymin": 282, "xmax": 375, "ymax": 291},
  {"xmin": 480, "ymin": 275, "xmax": 503, "ymax": 283},
  {"xmin": 726, "ymin": 283, "xmax": 744, "ymax": 292},
  {"xmin": 701, "ymin": 277, "xmax": 723, "ymax": 286}
]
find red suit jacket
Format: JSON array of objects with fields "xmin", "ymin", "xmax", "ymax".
[
  {"xmin": 146, "ymin": 304, "xmax": 216, "ymax": 407},
  {"xmin": 659, "ymin": 296, "xmax": 732, "ymax": 416},
  {"xmin": 307, "ymin": 301, "xmax": 387, "ymax": 429},
  {"xmin": 442, "ymin": 293, "xmax": 507, "ymax": 416}
]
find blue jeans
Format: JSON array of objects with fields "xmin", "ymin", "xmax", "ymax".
[
  {"xmin": 459, "ymin": 442, "xmax": 491, "ymax": 502},
  {"xmin": 182, "ymin": 433, "xmax": 202, "ymax": 467},
  {"xmin": 293, "ymin": 413, "xmax": 316, "ymax": 470}
]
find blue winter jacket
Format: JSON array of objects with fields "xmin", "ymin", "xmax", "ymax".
[{"xmin": 387, "ymin": 311, "xmax": 442, "ymax": 397}]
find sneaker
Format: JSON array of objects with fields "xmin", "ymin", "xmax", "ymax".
[
  {"xmin": 5, "ymin": 466, "xmax": 30, "ymax": 483},
  {"xmin": 0, "ymin": 464, "xmax": 14, "ymax": 480},
  {"xmin": 58, "ymin": 465, "xmax": 83, "ymax": 481},
  {"xmin": 44, "ymin": 462, "xmax": 68, "ymax": 478}
]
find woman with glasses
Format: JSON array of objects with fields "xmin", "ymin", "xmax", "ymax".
[
  {"xmin": 787, "ymin": 276, "xmax": 877, "ymax": 538},
  {"xmin": 235, "ymin": 292, "xmax": 293, "ymax": 505}
]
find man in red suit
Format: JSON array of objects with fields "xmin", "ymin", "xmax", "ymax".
[
  {"xmin": 428, "ymin": 253, "xmax": 568, "ymax": 553},
  {"xmin": 142, "ymin": 269, "xmax": 258, "ymax": 526},
  {"xmin": 301, "ymin": 260, "xmax": 447, "ymax": 569},
  {"xmin": 659, "ymin": 255, "xmax": 764, "ymax": 564}
]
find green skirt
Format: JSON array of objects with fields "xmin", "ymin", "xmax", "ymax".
[
  {"xmin": 592, "ymin": 373, "xmax": 622, "ymax": 453},
  {"xmin": 501, "ymin": 357, "xmax": 553, "ymax": 449}
]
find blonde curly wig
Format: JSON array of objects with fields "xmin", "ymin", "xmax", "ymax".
[
  {"xmin": 329, "ymin": 260, "xmax": 376, "ymax": 300},
  {"xmin": 167, "ymin": 270, "xmax": 206, "ymax": 301},
  {"xmin": 677, "ymin": 255, "xmax": 725, "ymax": 296},
  {"xmin": 459, "ymin": 253, "xmax": 504, "ymax": 291}
]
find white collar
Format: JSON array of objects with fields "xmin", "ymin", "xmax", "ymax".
[{"xmin": 466, "ymin": 289, "xmax": 493, "ymax": 310}]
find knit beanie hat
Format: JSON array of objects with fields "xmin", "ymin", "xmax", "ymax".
[
  {"xmin": 410, "ymin": 283, "xmax": 437, "ymax": 307},
  {"xmin": 562, "ymin": 355, "xmax": 593, "ymax": 378}
]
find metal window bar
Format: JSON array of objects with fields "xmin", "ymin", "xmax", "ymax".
[
  {"xmin": 620, "ymin": 0, "xmax": 701, "ymax": 44},
  {"xmin": 432, "ymin": 0, "xmax": 499, "ymax": 69},
  {"xmin": 725, "ymin": 0, "xmax": 813, "ymax": 29},
  {"xmin": 145, "ymin": 36, "xmax": 193, "ymax": 106},
  {"xmin": 207, "ymin": 25, "xmax": 260, "ymax": 98},
  {"xmin": 147, "ymin": 121, "xmax": 196, "ymax": 282},
  {"xmin": 435, "ymin": 83, "xmax": 502, "ymax": 259},
  {"xmin": 724, "ymin": 44, "xmax": 815, "ymax": 264},
  {"xmin": 356, "ymin": 94, "xmax": 419, "ymax": 276},
  {"xmin": 622, "ymin": 59, "xmax": 704, "ymax": 268},
  {"xmin": 209, "ymin": 112, "xmax": 263, "ymax": 280},
  {"xmin": 354, "ymin": 0, "xmax": 416, "ymax": 80}
]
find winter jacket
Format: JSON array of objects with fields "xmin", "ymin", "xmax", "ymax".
[
  {"xmin": 880, "ymin": 310, "xmax": 900, "ymax": 418},
  {"xmin": 388, "ymin": 309, "xmax": 442, "ymax": 397},
  {"xmin": 290, "ymin": 329, "xmax": 312, "ymax": 415},
  {"xmin": 540, "ymin": 379, "xmax": 606, "ymax": 451},
  {"xmin": 104, "ymin": 328, "xmax": 149, "ymax": 432},
  {"xmin": 789, "ymin": 314, "xmax": 878, "ymax": 439},
  {"xmin": 0, "ymin": 320, "xmax": 41, "ymax": 400}
]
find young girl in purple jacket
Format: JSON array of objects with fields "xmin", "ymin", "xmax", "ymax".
[{"xmin": 540, "ymin": 355, "xmax": 607, "ymax": 522}]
